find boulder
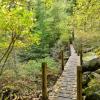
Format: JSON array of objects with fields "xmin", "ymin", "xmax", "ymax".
[
  {"xmin": 95, "ymin": 69, "xmax": 100, "ymax": 74},
  {"xmin": 82, "ymin": 57, "xmax": 100, "ymax": 72}
]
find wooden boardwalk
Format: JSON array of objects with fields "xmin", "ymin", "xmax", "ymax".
[{"xmin": 49, "ymin": 45, "xmax": 80, "ymax": 100}]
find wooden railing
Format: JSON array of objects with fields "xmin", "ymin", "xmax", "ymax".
[{"xmin": 41, "ymin": 44, "xmax": 83, "ymax": 100}]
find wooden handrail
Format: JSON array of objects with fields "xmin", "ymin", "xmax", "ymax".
[{"xmin": 41, "ymin": 44, "xmax": 82, "ymax": 100}]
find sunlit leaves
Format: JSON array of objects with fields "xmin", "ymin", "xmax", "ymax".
[
  {"xmin": 74, "ymin": 0, "xmax": 100, "ymax": 33},
  {"xmin": 44, "ymin": 0, "xmax": 54, "ymax": 9},
  {"xmin": 73, "ymin": 0, "xmax": 100, "ymax": 49},
  {"xmin": 0, "ymin": 1, "xmax": 40, "ymax": 49},
  {"xmin": 0, "ymin": 5, "xmax": 33, "ymax": 33}
]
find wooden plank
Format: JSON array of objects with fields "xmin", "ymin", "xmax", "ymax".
[{"xmin": 49, "ymin": 45, "xmax": 81, "ymax": 100}]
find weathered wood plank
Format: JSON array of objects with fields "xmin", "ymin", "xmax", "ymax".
[{"xmin": 49, "ymin": 45, "xmax": 81, "ymax": 100}]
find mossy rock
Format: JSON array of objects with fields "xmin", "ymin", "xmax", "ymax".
[
  {"xmin": 82, "ymin": 57, "xmax": 100, "ymax": 72},
  {"xmin": 95, "ymin": 69, "xmax": 100, "ymax": 74}
]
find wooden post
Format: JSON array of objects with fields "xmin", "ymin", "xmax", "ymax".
[
  {"xmin": 80, "ymin": 43, "xmax": 83, "ymax": 65},
  {"xmin": 68, "ymin": 41, "xmax": 71, "ymax": 56},
  {"xmin": 42, "ymin": 62, "xmax": 48, "ymax": 100},
  {"xmin": 72, "ymin": 30, "xmax": 75, "ymax": 41},
  {"xmin": 77, "ymin": 49, "xmax": 80, "ymax": 56},
  {"xmin": 61, "ymin": 50, "xmax": 64, "ymax": 71},
  {"xmin": 69, "ymin": 38, "xmax": 72, "ymax": 44},
  {"xmin": 77, "ymin": 66, "xmax": 82, "ymax": 100}
]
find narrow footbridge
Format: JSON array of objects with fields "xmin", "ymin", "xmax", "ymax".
[{"xmin": 48, "ymin": 45, "xmax": 82, "ymax": 100}]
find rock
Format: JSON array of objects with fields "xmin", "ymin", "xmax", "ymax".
[
  {"xmin": 95, "ymin": 69, "xmax": 100, "ymax": 74},
  {"xmin": 82, "ymin": 57, "xmax": 100, "ymax": 72},
  {"xmin": 83, "ymin": 47, "xmax": 94, "ymax": 53},
  {"xmin": 91, "ymin": 72, "xmax": 100, "ymax": 79},
  {"xmin": 83, "ymin": 58, "xmax": 100, "ymax": 100}
]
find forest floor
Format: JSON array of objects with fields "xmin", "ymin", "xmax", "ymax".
[{"xmin": 0, "ymin": 59, "xmax": 62, "ymax": 99}]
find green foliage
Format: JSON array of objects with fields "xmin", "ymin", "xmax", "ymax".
[
  {"xmin": 19, "ymin": 44, "xmax": 49, "ymax": 62},
  {"xmin": 73, "ymin": 0, "xmax": 100, "ymax": 52},
  {"xmin": 0, "ymin": 0, "xmax": 99, "ymax": 98},
  {"xmin": 21, "ymin": 57, "xmax": 59, "ymax": 77},
  {"xmin": 0, "ymin": 56, "xmax": 59, "ymax": 99},
  {"xmin": 0, "ymin": 0, "xmax": 41, "ymax": 72},
  {"xmin": 0, "ymin": 0, "xmax": 40, "ymax": 50},
  {"xmin": 73, "ymin": 0, "xmax": 100, "ymax": 32},
  {"xmin": 84, "ymin": 79, "xmax": 100, "ymax": 96},
  {"xmin": 19, "ymin": 0, "xmax": 72, "ymax": 61}
]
